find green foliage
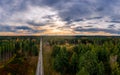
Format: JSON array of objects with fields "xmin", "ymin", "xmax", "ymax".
[
  {"xmin": 76, "ymin": 67, "xmax": 89, "ymax": 75},
  {"xmin": 51, "ymin": 45, "xmax": 60, "ymax": 57},
  {"xmin": 78, "ymin": 51, "xmax": 98, "ymax": 75},
  {"xmin": 111, "ymin": 62, "xmax": 120, "ymax": 75},
  {"xmin": 97, "ymin": 62, "xmax": 105, "ymax": 75},
  {"xmin": 0, "ymin": 36, "xmax": 40, "ymax": 75},
  {"xmin": 96, "ymin": 47, "xmax": 109, "ymax": 62},
  {"xmin": 50, "ymin": 37, "xmax": 120, "ymax": 75},
  {"xmin": 70, "ymin": 52, "xmax": 78, "ymax": 74},
  {"xmin": 52, "ymin": 47, "xmax": 69, "ymax": 75}
]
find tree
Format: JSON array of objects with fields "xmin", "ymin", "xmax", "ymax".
[
  {"xmin": 70, "ymin": 52, "xmax": 78, "ymax": 75},
  {"xmin": 97, "ymin": 62, "xmax": 105, "ymax": 75},
  {"xmin": 76, "ymin": 67, "xmax": 89, "ymax": 75},
  {"xmin": 78, "ymin": 51, "xmax": 98, "ymax": 75},
  {"xmin": 111, "ymin": 62, "xmax": 120, "ymax": 75},
  {"xmin": 51, "ymin": 45, "xmax": 60, "ymax": 57},
  {"xmin": 52, "ymin": 47, "xmax": 69, "ymax": 75}
]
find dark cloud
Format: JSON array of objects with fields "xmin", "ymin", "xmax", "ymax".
[
  {"xmin": 84, "ymin": 25, "xmax": 93, "ymax": 28},
  {"xmin": 15, "ymin": 26, "xmax": 31, "ymax": 30},
  {"xmin": 27, "ymin": 21, "xmax": 46, "ymax": 26},
  {"xmin": 40, "ymin": 0, "xmax": 72, "ymax": 7},
  {"xmin": 59, "ymin": 1, "xmax": 93, "ymax": 21},
  {"xmin": 108, "ymin": 24, "xmax": 115, "ymax": 28},
  {"xmin": 0, "ymin": 25, "xmax": 44, "ymax": 33},
  {"xmin": 0, "ymin": 0, "xmax": 28, "ymax": 13},
  {"xmin": 40, "ymin": 0, "xmax": 59, "ymax": 6},
  {"xmin": 74, "ymin": 27, "xmax": 120, "ymax": 34},
  {"xmin": 0, "ymin": 26, "xmax": 14, "ymax": 32},
  {"xmin": 15, "ymin": 26, "xmax": 43, "ymax": 33},
  {"xmin": 45, "ymin": 0, "xmax": 120, "ymax": 22},
  {"xmin": 66, "ymin": 18, "xmax": 85, "ymax": 25},
  {"xmin": 86, "ymin": 17, "xmax": 102, "ymax": 20},
  {"xmin": 108, "ymin": 21, "xmax": 120, "ymax": 23},
  {"xmin": 1, "ymin": 0, "xmax": 120, "ymax": 17},
  {"xmin": 75, "ymin": 26, "xmax": 83, "ymax": 29}
]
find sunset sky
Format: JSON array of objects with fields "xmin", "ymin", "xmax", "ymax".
[{"xmin": 0, "ymin": 0, "xmax": 120, "ymax": 36}]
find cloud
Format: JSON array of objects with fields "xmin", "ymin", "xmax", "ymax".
[
  {"xmin": 0, "ymin": 5, "xmax": 60, "ymax": 34},
  {"xmin": 108, "ymin": 20, "xmax": 120, "ymax": 23},
  {"xmin": 0, "ymin": 25, "xmax": 14, "ymax": 32},
  {"xmin": 14, "ymin": 26, "xmax": 44, "ymax": 33},
  {"xmin": 1, "ymin": 0, "xmax": 120, "ymax": 22},
  {"xmin": 108, "ymin": 24, "xmax": 115, "ymax": 28},
  {"xmin": 0, "ymin": 24, "xmax": 45, "ymax": 34},
  {"xmin": 84, "ymin": 25, "xmax": 93, "ymax": 28},
  {"xmin": 27, "ymin": 20, "xmax": 46, "ymax": 26},
  {"xmin": 0, "ymin": 0, "xmax": 120, "ymax": 35},
  {"xmin": 39, "ymin": 0, "xmax": 120, "ymax": 24},
  {"xmin": 86, "ymin": 17, "xmax": 103, "ymax": 20},
  {"xmin": 74, "ymin": 27, "xmax": 120, "ymax": 34}
]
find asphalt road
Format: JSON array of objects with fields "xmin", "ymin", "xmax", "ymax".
[{"xmin": 36, "ymin": 37, "xmax": 44, "ymax": 75}]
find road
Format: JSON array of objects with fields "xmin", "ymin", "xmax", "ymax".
[{"xmin": 36, "ymin": 37, "xmax": 44, "ymax": 75}]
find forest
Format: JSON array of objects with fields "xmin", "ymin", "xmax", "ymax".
[
  {"xmin": 1, "ymin": 36, "xmax": 120, "ymax": 75},
  {"xmin": 43, "ymin": 36, "xmax": 120, "ymax": 75},
  {"xmin": 0, "ymin": 36, "xmax": 40, "ymax": 75}
]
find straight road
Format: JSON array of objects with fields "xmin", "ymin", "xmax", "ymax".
[{"xmin": 36, "ymin": 37, "xmax": 44, "ymax": 75}]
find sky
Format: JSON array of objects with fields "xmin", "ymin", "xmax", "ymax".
[{"xmin": 0, "ymin": 0, "xmax": 120, "ymax": 36}]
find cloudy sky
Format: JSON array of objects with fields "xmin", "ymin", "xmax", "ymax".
[{"xmin": 0, "ymin": 0, "xmax": 120, "ymax": 35}]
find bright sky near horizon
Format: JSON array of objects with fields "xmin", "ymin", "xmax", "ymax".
[{"xmin": 0, "ymin": 0, "xmax": 120, "ymax": 36}]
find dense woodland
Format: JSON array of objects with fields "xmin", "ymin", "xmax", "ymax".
[
  {"xmin": 43, "ymin": 36, "xmax": 120, "ymax": 75},
  {"xmin": 1, "ymin": 36, "xmax": 120, "ymax": 75},
  {"xmin": 0, "ymin": 36, "xmax": 40, "ymax": 75}
]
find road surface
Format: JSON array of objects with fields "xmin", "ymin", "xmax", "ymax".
[{"xmin": 36, "ymin": 37, "xmax": 44, "ymax": 75}]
